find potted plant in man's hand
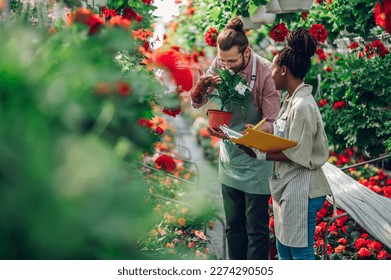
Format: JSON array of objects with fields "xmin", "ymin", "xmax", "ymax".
[{"xmin": 207, "ymin": 68, "xmax": 252, "ymax": 131}]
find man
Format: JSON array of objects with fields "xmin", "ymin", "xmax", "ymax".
[{"xmin": 190, "ymin": 17, "xmax": 280, "ymax": 260}]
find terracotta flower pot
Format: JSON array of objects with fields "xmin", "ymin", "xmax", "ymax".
[
  {"xmin": 278, "ymin": 0, "xmax": 313, "ymax": 13},
  {"xmin": 207, "ymin": 109, "xmax": 233, "ymax": 131}
]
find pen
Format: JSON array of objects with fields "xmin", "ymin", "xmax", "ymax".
[{"xmin": 252, "ymin": 117, "xmax": 267, "ymax": 130}]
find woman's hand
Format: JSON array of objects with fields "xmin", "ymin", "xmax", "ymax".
[{"xmin": 207, "ymin": 126, "xmax": 227, "ymax": 139}]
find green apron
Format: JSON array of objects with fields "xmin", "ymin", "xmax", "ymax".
[{"xmin": 218, "ymin": 85, "xmax": 272, "ymax": 195}]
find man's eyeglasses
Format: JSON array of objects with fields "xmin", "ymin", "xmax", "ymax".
[{"xmin": 217, "ymin": 53, "xmax": 243, "ymax": 68}]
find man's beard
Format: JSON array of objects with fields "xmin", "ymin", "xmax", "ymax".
[{"xmin": 230, "ymin": 56, "xmax": 246, "ymax": 74}]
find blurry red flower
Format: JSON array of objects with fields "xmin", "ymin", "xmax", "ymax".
[
  {"xmin": 142, "ymin": 0, "xmax": 154, "ymax": 5},
  {"xmin": 138, "ymin": 118, "xmax": 153, "ymax": 128},
  {"xmin": 101, "ymin": 6, "xmax": 117, "ymax": 19},
  {"xmin": 151, "ymin": 50, "xmax": 194, "ymax": 91},
  {"xmin": 204, "ymin": 27, "xmax": 219, "ymax": 47},
  {"xmin": 155, "ymin": 126, "xmax": 165, "ymax": 135},
  {"xmin": 316, "ymin": 48, "xmax": 327, "ymax": 61},
  {"xmin": 374, "ymin": 1, "xmax": 391, "ymax": 33},
  {"xmin": 70, "ymin": 8, "xmax": 104, "ymax": 35},
  {"xmin": 109, "ymin": 15, "xmax": 131, "ymax": 29},
  {"xmin": 301, "ymin": 12, "xmax": 308, "ymax": 21},
  {"xmin": 309, "ymin": 24, "xmax": 328, "ymax": 43},
  {"xmin": 162, "ymin": 107, "xmax": 182, "ymax": 117},
  {"xmin": 355, "ymin": 238, "xmax": 371, "ymax": 249},
  {"xmin": 357, "ymin": 247, "xmax": 371, "ymax": 259},
  {"xmin": 318, "ymin": 99, "xmax": 327, "ymax": 107},
  {"xmin": 349, "ymin": 42, "xmax": 359, "ymax": 49},
  {"xmin": 116, "ymin": 81, "xmax": 131, "ymax": 96},
  {"xmin": 325, "ymin": 66, "xmax": 332, "ymax": 72},
  {"xmin": 338, "ymin": 238, "xmax": 347, "ymax": 245},
  {"xmin": 155, "ymin": 154, "xmax": 176, "ymax": 172},
  {"xmin": 123, "ymin": 7, "xmax": 142, "ymax": 22},
  {"xmin": 334, "ymin": 245, "xmax": 345, "ymax": 254},
  {"xmin": 333, "ymin": 101, "xmax": 346, "ymax": 110},
  {"xmin": 269, "ymin": 22, "xmax": 289, "ymax": 42},
  {"xmin": 369, "ymin": 241, "xmax": 383, "ymax": 252},
  {"xmin": 378, "ymin": 250, "xmax": 391, "ymax": 259}
]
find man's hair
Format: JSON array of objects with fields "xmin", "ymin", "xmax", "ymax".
[
  {"xmin": 276, "ymin": 28, "xmax": 316, "ymax": 79},
  {"xmin": 217, "ymin": 17, "xmax": 249, "ymax": 53}
]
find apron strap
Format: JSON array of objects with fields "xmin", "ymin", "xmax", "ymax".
[{"xmin": 249, "ymin": 52, "xmax": 257, "ymax": 91}]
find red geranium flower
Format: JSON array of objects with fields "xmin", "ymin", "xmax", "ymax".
[
  {"xmin": 142, "ymin": 0, "xmax": 154, "ymax": 5},
  {"xmin": 316, "ymin": 48, "xmax": 327, "ymax": 61},
  {"xmin": 318, "ymin": 99, "xmax": 327, "ymax": 107},
  {"xmin": 109, "ymin": 15, "xmax": 131, "ymax": 29},
  {"xmin": 369, "ymin": 241, "xmax": 383, "ymax": 252},
  {"xmin": 309, "ymin": 24, "xmax": 328, "ymax": 43},
  {"xmin": 101, "ymin": 6, "xmax": 117, "ymax": 19},
  {"xmin": 357, "ymin": 247, "xmax": 371, "ymax": 259},
  {"xmin": 138, "ymin": 118, "xmax": 153, "ymax": 128},
  {"xmin": 162, "ymin": 107, "xmax": 182, "ymax": 117},
  {"xmin": 69, "ymin": 8, "xmax": 104, "ymax": 35},
  {"xmin": 204, "ymin": 27, "xmax": 219, "ymax": 47},
  {"xmin": 116, "ymin": 81, "xmax": 131, "ymax": 96},
  {"xmin": 155, "ymin": 126, "xmax": 164, "ymax": 135},
  {"xmin": 155, "ymin": 154, "xmax": 176, "ymax": 173},
  {"xmin": 378, "ymin": 250, "xmax": 391, "ymax": 259},
  {"xmin": 374, "ymin": 1, "xmax": 391, "ymax": 33},
  {"xmin": 151, "ymin": 50, "xmax": 194, "ymax": 92},
  {"xmin": 349, "ymin": 42, "xmax": 359, "ymax": 49},
  {"xmin": 325, "ymin": 66, "xmax": 332, "ymax": 72},
  {"xmin": 269, "ymin": 22, "xmax": 289, "ymax": 43},
  {"xmin": 333, "ymin": 101, "xmax": 346, "ymax": 110},
  {"xmin": 123, "ymin": 7, "xmax": 142, "ymax": 22}
]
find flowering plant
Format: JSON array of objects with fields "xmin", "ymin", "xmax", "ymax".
[{"xmin": 209, "ymin": 68, "xmax": 252, "ymax": 114}]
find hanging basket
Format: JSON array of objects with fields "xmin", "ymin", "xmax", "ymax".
[
  {"xmin": 278, "ymin": 0, "xmax": 313, "ymax": 13},
  {"xmin": 250, "ymin": 5, "xmax": 276, "ymax": 24},
  {"xmin": 265, "ymin": 0, "xmax": 284, "ymax": 14},
  {"xmin": 207, "ymin": 109, "xmax": 233, "ymax": 131},
  {"xmin": 240, "ymin": 16, "xmax": 263, "ymax": 30}
]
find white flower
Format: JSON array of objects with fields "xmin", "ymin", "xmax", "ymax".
[{"xmin": 235, "ymin": 82, "xmax": 249, "ymax": 96}]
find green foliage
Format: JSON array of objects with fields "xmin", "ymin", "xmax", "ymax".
[
  {"xmin": 0, "ymin": 7, "xmax": 164, "ymax": 258},
  {"xmin": 319, "ymin": 54, "xmax": 391, "ymax": 156},
  {"xmin": 210, "ymin": 68, "xmax": 252, "ymax": 111}
]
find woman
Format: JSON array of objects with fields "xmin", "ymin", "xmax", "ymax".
[{"xmin": 244, "ymin": 28, "xmax": 332, "ymax": 260}]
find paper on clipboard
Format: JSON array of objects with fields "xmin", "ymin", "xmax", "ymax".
[{"xmin": 219, "ymin": 125, "xmax": 298, "ymax": 153}]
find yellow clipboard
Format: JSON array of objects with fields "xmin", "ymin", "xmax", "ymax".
[{"xmin": 220, "ymin": 126, "xmax": 298, "ymax": 153}]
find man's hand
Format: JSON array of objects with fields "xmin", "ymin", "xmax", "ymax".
[
  {"xmin": 207, "ymin": 126, "xmax": 227, "ymax": 139},
  {"xmin": 190, "ymin": 68, "xmax": 221, "ymax": 102}
]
